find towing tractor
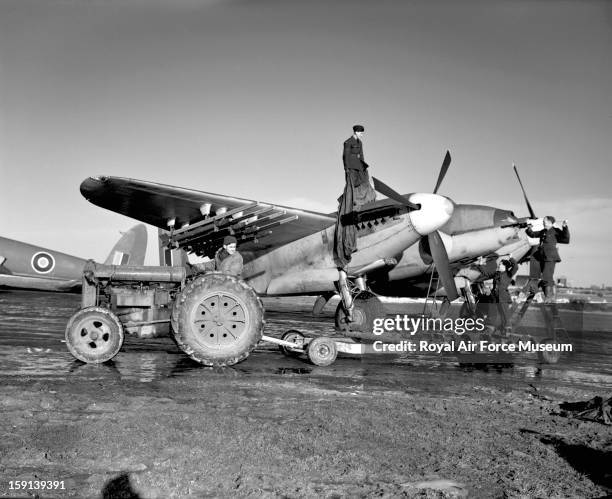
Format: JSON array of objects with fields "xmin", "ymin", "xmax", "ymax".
[{"xmin": 65, "ymin": 261, "xmax": 265, "ymax": 366}]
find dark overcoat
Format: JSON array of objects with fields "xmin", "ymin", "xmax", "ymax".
[
  {"xmin": 343, "ymin": 136, "xmax": 369, "ymax": 186},
  {"xmin": 525, "ymin": 226, "xmax": 570, "ymax": 262},
  {"xmin": 479, "ymin": 258, "xmax": 518, "ymax": 303}
]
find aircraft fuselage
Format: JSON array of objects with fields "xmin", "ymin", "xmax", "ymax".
[{"xmin": 0, "ymin": 237, "xmax": 85, "ymax": 292}]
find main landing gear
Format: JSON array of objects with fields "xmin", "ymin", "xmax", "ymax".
[
  {"xmin": 334, "ymin": 291, "xmax": 384, "ymax": 333},
  {"xmin": 334, "ymin": 267, "xmax": 384, "ymax": 334}
]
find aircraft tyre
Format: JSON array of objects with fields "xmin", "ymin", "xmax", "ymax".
[
  {"xmin": 335, "ymin": 291, "xmax": 384, "ymax": 333},
  {"xmin": 171, "ymin": 272, "xmax": 264, "ymax": 367},
  {"xmin": 307, "ymin": 336, "xmax": 337, "ymax": 366},
  {"xmin": 538, "ymin": 338, "xmax": 562, "ymax": 364},
  {"xmin": 279, "ymin": 330, "xmax": 305, "ymax": 357},
  {"xmin": 65, "ymin": 306, "xmax": 124, "ymax": 363}
]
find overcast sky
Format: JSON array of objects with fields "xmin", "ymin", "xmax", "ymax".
[{"xmin": 0, "ymin": 0, "xmax": 610, "ymax": 286}]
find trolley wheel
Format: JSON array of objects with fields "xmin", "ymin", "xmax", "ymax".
[
  {"xmin": 538, "ymin": 338, "xmax": 562, "ymax": 364},
  {"xmin": 171, "ymin": 272, "xmax": 264, "ymax": 367},
  {"xmin": 279, "ymin": 330, "xmax": 305, "ymax": 357},
  {"xmin": 334, "ymin": 291, "xmax": 384, "ymax": 333},
  {"xmin": 65, "ymin": 306, "xmax": 124, "ymax": 363},
  {"xmin": 307, "ymin": 336, "xmax": 338, "ymax": 366}
]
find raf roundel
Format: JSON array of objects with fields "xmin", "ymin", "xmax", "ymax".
[{"xmin": 31, "ymin": 252, "xmax": 56, "ymax": 274}]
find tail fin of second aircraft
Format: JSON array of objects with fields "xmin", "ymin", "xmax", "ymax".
[
  {"xmin": 104, "ymin": 224, "xmax": 148, "ymax": 266},
  {"xmin": 157, "ymin": 228, "xmax": 189, "ymax": 266}
]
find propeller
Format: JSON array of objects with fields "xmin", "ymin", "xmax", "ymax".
[
  {"xmin": 428, "ymin": 151, "xmax": 459, "ymax": 301},
  {"xmin": 433, "ymin": 150, "xmax": 452, "ymax": 194},
  {"xmin": 372, "ymin": 177, "xmax": 421, "ymax": 210},
  {"xmin": 428, "ymin": 230, "xmax": 459, "ymax": 301},
  {"xmin": 374, "ymin": 151, "xmax": 459, "ymax": 301},
  {"xmin": 512, "ymin": 164, "xmax": 543, "ymax": 273},
  {"xmin": 513, "ymin": 164, "xmax": 537, "ymax": 219}
]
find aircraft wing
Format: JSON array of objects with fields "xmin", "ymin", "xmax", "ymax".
[{"xmin": 81, "ymin": 176, "xmax": 335, "ymax": 257}]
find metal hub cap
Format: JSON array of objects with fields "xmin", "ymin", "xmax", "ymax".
[
  {"xmin": 192, "ymin": 292, "xmax": 248, "ymax": 349},
  {"xmin": 351, "ymin": 307, "xmax": 366, "ymax": 326},
  {"xmin": 72, "ymin": 319, "xmax": 113, "ymax": 354},
  {"xmin": 317, "ymin": 344, "xmax": 331, "ymax": 356}
]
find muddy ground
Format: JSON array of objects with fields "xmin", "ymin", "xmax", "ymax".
[{"xmin": 0, "ymin": 290, "xmax": 611, "ymax": 498}]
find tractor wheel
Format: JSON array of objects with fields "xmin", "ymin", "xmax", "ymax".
[
  {"xmin": 279, "ymin": 330, "xmax": 306, "ymax": 357},
  {"xmin": 334, "ymin": 291, "xmax": 384, "ymax": 333},
  {"xmin": 171, "ymin": 272, "xmax": 264, "ymax": 366},
  {"xmin": 307, "ymin": 336, "xmax": 338, "ymax": 366},
  {"xmin": 65, "ymin": 306, "xmax": 124, "ymax": 363},
  {"xmin": 538, "ymin": 338, "xmax": 562, "ymax": 364}
]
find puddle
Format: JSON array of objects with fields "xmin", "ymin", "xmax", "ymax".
[{"xmin": 0, "ymin": 290, "xmax": 611, "ymax": 390}]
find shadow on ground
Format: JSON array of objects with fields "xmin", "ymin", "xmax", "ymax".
[
  {"xmin": 102, "ymin": 473, "xmax": 141, "ymax": 499},
  {"xmin": 521, "ymin": 428, "xmax": 612, "ymax": 490}
]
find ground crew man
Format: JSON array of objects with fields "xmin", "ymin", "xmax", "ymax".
[
  {"xmin": 335, "ymin": 125, "xmax": 377, "ymax": 319},
  {"xmin": 343, "ymin": 125, "xmax": 368, "ymax": 188},
  {"xmin": 188, "ymin": 235, "xmax": 243, "ymax": 277},
  {"xmin": 342, "ymin": 125, "xmax": 377, "ymax": 207},
  {"xmin": 215, "ymin": 235, "xmax": 243, "ymax": 277},
  {"xmin": 526, "ymin": 216, "xmax": 570, "ymax": 301},
  {"xmin": 476, "ymin": 257, "xmax": 518, "ymax": 333},
  {"xmin": 492, "ymin": 258, "xmax": 518, "ymax": 332}
]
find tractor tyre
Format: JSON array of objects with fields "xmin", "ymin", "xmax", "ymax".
[
  {"xmin": 171, "ymin": 272, "xmax": 264, "ymax": 366},
  {"xmin": 65, "ymin": 306, "xmax": 124, "ymax": 363}
]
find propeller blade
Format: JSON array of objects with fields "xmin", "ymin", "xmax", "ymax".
[
  {"xmin": 372, "ymin": 177, "xmax": 420, "ymax": 210},
  {"xmin": 428, "ymin": 231, "xmax": 459, "ymax": 301},
  {"xmin": 513, "ymin": 164, "xmax": 537, "ymax": 219},
  {"xmin": 433, "ymin": 150, "xmax": 452, "ymax": 194}
]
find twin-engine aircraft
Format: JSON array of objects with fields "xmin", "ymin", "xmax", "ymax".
[
  {"xmin": 0, "ymin": 224, "xmax": 147, "ymax": 292},
  {"xmin": 79, "ymin": 153, "xmax": 537, "ymax": 329}
]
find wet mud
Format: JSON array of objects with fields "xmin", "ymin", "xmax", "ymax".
[{"xmin": 0, "ymin": 290, "xmax": 611, "ymax": 497}]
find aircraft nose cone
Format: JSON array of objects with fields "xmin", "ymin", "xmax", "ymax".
[{"xmin": 407, "ymin": 193, "xmax": 455, "ymax": 236}]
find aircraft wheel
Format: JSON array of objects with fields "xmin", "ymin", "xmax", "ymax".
[
  {"xmin": 171, "ymin": 272, "xmax": 264, "ymax": 367},
  {"xmin": 65, "ymin": 306, "xmax": 124, "ymax": 363},
  {"xmin": 334, "ymin": 291, "xmax": 384, "ymax": 333},
  {"xmin": 279, "ymin": 330, "xmax": 305, "ymax": 357},
  {"xmin": 307, "ymin": 336, "xmax": 337, "ymax": 366},
  {"xmin": 538, "ymin": 338, "xmax": 562, "ymax": 364}
]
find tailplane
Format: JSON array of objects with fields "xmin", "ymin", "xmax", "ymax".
[{"xmin": 104, "ymin": 224, "xmax": 148, "ymax": 265}]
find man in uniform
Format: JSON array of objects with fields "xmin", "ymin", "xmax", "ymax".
[
  {"xmin": 189, "ymin": 235, "xmax": 243, "ymax": 277},
  {"xmin": 215, "ymin": 235, "xmax": 243, "ymax": 277},
  {"xmin": 342, "ymin": 124, "xmax": 376, "ymax": 207},
  {"xmin": 343, "ymin": 125, "xmax": 367, "ymax": 188},
  {"xmin": 526, "ymin": 216, "xmax": 570, "ymax": 301},
  {"xmin": 334, "ymin": 125, "xmax": 377, "ymax": 320},
  {"xmin": 477, "ymin": 257, "xmax": 518, "ymax": 333}
]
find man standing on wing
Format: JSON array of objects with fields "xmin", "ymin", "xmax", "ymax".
[
  {"xmin": 334, "ymin": 124, "xmax": 377, "ymax": 321},
  {"xmin": 526, "ymin": 216, "xmax": 570, "ymax": 301},
  {"xmin": 342, "ymin": 124, "xmax": 376, "ymax": 208}
]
